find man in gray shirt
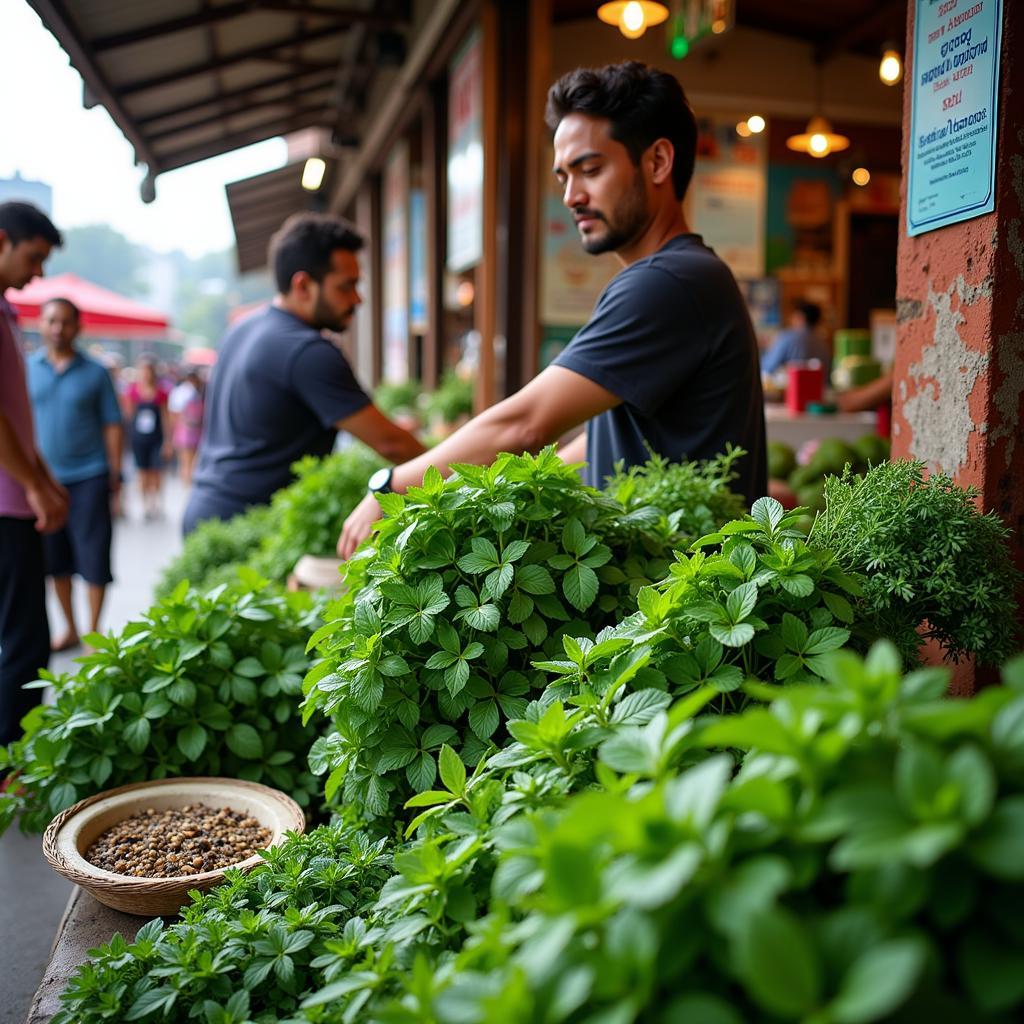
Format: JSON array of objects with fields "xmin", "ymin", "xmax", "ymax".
[{"xmin": 338, "ymin": 61, "xmax": 765, "ymax": 557}]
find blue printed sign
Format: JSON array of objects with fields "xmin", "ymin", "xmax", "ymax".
[{"xmin": 907, "ymin": 0, "xmax": 1001, "ymax": 236}]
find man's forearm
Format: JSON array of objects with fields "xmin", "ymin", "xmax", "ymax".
[
  {"xmin": 103, "ymin": 423, "xmax": 123, "ymax": 476},
  {"xmin": 392, "ymin": 398, "xmax": 545, "ymax": 493},
  {"xmin": 0, "ymin": 410, "xmax": 45, "ymax": 490}
]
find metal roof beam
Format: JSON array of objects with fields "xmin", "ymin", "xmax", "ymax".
[
  {"xmin": 157, "ymin": 108, "xmax": 326, "ymax": 172},
  {"xmin": 135, "ymin": 67, "xmax": 335, "ymax": 126},
  {"xmin": 147, "ymin": 79, "xmax": 335, "ymax": 141},
  {"xmin": 119, "ymin": 24, "xmax": 347, "ymax": 96},
  {"xmin": 93, "ymin": 2, "xmax": 409, "ymax": 52}
]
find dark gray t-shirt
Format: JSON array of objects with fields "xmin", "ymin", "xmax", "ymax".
[
  {"xmin": 188, "ymin": 305, "xmax": 370, "ymax": 521},
  {"xmin": 552, "ymin": 234, "xmax": 766, "ymax": 504}
]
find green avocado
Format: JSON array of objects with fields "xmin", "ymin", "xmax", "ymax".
[{"xmin": 767, "ymin": 441, "xmax": 797, "ymax": 481}]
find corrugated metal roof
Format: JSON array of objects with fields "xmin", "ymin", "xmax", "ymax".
[{"xmin": 28, "ymin": 0, "xmax": 408, "ymax": 179}]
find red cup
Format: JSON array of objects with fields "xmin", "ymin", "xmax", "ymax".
[{"xmin": 786, "ymin": 362, "xmax": 824, "ymax": 414}]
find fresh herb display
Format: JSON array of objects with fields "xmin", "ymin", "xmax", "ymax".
[
  {"xmin": 400, "ymin": 646, "xmax": 1024, "ymax": 1024},
  {"xmin": 604, "ymin": 445, "xmax": 749, "ymax": 545},
  {"xmin": 50, "ymin": 826, "xmax": 394, "ymax": 1024},
  {"xmin": 155, "ymin": 504, "xmax": 277, "ymax": 598},
  {"xmin": 302, "ymin": 446, "xmax": 670, "ymax": 819},
  {"xmin": 541, "ymin": 497, "xmax": 863, "ymax": 715},
  {"xmin": 0, "ymin": 578, "xmax": 326, "ymax": 835},
  {"xmin": 250, "ymin": 444, "xmax": 386, "ymax": 582},
  {"xmin": 51, "ymin": 646, "xmax": 1024, "ymax": 1023},
  {"xmin": 812, "ymin": 460, "xmax": 1022, "ymax": 666}
]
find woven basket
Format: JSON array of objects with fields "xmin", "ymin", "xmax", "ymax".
[{"xmin": 42, "ymin": 777, "xmax": 305, "ymax": 917}]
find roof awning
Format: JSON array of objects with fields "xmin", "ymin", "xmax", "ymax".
[
  {"xmin": 26, "ymin": 0, "xmax": 404, "ymax": 185},
  {"xmin": 8, "ymin": 272, "xmax": 171, "ymax": 339}
]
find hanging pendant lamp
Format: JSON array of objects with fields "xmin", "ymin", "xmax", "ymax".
[
  {"xmin": 786, "ymin": 61, "xmax": 850, "ymax": 158},
  {"xmin": 597, "ymin": 1, "xmax": 669, "ymax": 40}
]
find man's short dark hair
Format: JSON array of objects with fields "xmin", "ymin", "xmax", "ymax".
[
  {"xmin": 41, "ymin": 297, "xmax": 80, "ymax": 322},
  {"xmin": 545, "ymin": 61, "xmax": 698, "ymax": 201},
  {"xmin": 0, "ymin": 202, "xmax": 63, "ymax": 247},
  {"xmin": 797, "ymin": 302, "xmax": 822, "ymax": 327},
  {"xmin": 268, "ymin": 213, "xmax": 363, "ymax": 294}
]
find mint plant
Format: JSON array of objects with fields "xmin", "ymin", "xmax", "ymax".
[
  {"xmin": 0, "ymin": 577, "xmax": 326, "ymax": 835},
  {"xmin": 604, "ymin": 444, "xmax": 749, "ymax": 546},
  {"xmin": 541, "ymin": 497, "xmax": 864, "ymax": 718},
  {"xmin": 55, "ymin": 647, "xmax": 1024, "ymax": 1024},
  {"xmin": 812, "ymin": 460, "xmax": 1022, "ymax": 666},
  {"xmin": 302, "ymin": 447, "xmax": 670, "ymax": 819}
]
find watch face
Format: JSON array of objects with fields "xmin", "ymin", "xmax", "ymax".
[{"xmin": 368, "ymin": 467, "xmax": 392, "ymax": 493}]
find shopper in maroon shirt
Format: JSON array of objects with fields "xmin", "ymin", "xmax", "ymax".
[{"xmin": 0, "ymin": 202, "xmax": 68, "ymax": 748}]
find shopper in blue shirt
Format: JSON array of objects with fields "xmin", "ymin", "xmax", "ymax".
[
  {"xmin": 760, "ymin": 301, "xmax": 831, "ymax": 379},
  {"xmin": 27, "ymin": 299, "xmax": 123, "ymax": 649}
]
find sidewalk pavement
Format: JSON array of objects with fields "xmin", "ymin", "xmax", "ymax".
[{"xmin": 1, "ymin": 475, "xmax": 188, "ymax": 1024}]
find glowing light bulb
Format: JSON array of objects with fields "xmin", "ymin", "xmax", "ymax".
[
  {"xmin": 746, "ymin": 114, "xmax": 766, "ymax": 134},
  {"xmin": 879, "ymin": 50, "xmax": 903, "ymax": 85},
  {"xmin": 809, "ymin": 133, "xmax": 830, "ymax": 157},
  {"xmin": 852, "ymin": 167, "xmax": 871, "ymax": 186},
  {"xmin": 301, "ymin": 157, "xmax": 326, "ymax": 191},
  {"xmin": 735, "ymin": 121, "xmax": 752, "ymax": 138},
  {"xmin": 711, "ymin": 18, "xmax": 726, "ymax": 33},
  {"xmin": 623, "ymin": 2, "xmax": 644, "ymax": 30}
]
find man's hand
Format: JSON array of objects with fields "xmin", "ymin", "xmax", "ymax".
[
  {"xmin": 337, "ymin": 492, "xmax": 383, "ymax": 559},
  {"xmin": 26, "ymin": 479, "xmax": 68, "ymax": 533}
]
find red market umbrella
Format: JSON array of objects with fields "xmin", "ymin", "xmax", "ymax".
[{"xmin": 7, "ymin": 272, "xmax": 170, "ymax": 339}]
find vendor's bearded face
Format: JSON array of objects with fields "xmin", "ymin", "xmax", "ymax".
[{"xmin": 552, "ymin": 113, "xmax": 652, "ymax": 256}]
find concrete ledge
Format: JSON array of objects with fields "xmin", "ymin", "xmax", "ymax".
[{"xmin": 26, "ymin": 889, "xmax": 143, "ymax": 1024}]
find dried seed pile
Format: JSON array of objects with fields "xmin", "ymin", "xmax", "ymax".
[{"xmin": 85, "ymin": 804, "xmax": 272, "ymax": 878}]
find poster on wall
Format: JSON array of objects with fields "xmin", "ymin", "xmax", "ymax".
[
  {"xmin": 382, "ymin": 141, "xmax": 409, "ymax": 382},
  {"xmin": 907, "ymin": 0, "xmax": 1001, "ymax": 236},
  {"xmin": 539, "ymin": 169, "xmax": 618, "ymax": 327},
  {"xmin": 688, "ymin": 116, "xmax": 766, "ymax": 279},
  {"xmin": 447, "ymin": 29, "xmax": 483, "ymax": 272}
]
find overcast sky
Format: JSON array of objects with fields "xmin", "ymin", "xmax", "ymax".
[{"xmin": 2, "ymin": 3, "xmax": 288, "ymax": 258}]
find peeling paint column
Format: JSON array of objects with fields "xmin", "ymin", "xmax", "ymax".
[{"xmin": 895, "ymin": 2, "xmax": 1024, "ymax": 667}]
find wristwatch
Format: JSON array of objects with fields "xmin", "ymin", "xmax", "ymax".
[{"xmin": 368, "ymin": 466, "xmax": 394, "ymax": 495}]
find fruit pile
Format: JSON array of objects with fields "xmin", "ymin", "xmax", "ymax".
[{"xmin": 768, "ymin": 433, "xmax": 890, "ymax": 514}]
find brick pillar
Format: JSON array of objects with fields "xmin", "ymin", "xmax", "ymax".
[{"xmin": 894, "ymin": 2, "xmax": 1024, "ymax": 688}]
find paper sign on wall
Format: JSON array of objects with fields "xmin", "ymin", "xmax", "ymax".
[{"xmin": 907, "ymin": 0, "xmax": 1001, "ymax": 236}]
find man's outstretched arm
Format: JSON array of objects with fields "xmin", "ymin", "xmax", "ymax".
[
  {"xmin": 336, "ymin": 403, "xmax": 427, "ymax": 463},
  {"xmin": 337, "ymin": 365, "xmax": 618, "ymax": 557}
]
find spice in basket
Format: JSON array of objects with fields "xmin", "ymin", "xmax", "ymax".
[{"xmin": 85, "ymin": 803, "xmax": 272, "ymax": 878}]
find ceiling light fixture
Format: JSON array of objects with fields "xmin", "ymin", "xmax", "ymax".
[
  {"xmin": 301, "ymin": 157, "xmax": 327, "ymax": 192},
  {"xmin": 852, "ymin": 167, "xmax": 871, "ymax": 186},
  {"xmin": 879, "ymin": 47, "xmax": 903, "ymax": 85},
  {"xmin": 597, "ymin": 1, "xmax": 669, "ymax": 40},
  {"xmin": 786, "ymin": 62, "xmax": 850, "ymax": 159},
  {"xmin": 746, "ymin": 114, "xmax": 766, "ymax": 134}
]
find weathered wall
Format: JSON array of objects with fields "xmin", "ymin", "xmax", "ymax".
[{"xmin": 894, "ymin": 1, "xmax": 1024, "ymax": 686}]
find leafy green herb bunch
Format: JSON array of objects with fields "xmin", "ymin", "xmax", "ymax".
[
  {"xmin": 542, "ymin": 497, "xmax": 864, "ymax": 715},
  {"xmin": 155, "ymin": 503, "xmax": 278, "ymax": 598},
  {"xmin": 377, "ymin": 646, "xmax": 1024, "ymax": 1024},
  {"xmin": 50, "ymin": 824, "xmax": 394, "ymax": 1024},
  {"xmin": 250, "ymin": 444, "xmax": 386, "ymax": 581},
  {"xmin": 812, "ymin": 460, "xmax": 1023, "ymax": 666},
  {"xmin": 604, "ymin": 444, "xmax": 749, "ymax": 547},
  {"xmin": 0, "ymin": 575, "xmax": 326, "ymax": 835},
  {"xmin": 303, "ymin": 446, "xmax": 671, "ymax": 819}
]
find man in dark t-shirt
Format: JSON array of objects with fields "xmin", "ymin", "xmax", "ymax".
[
  {"xmin": 184, "ymin": 214, "xmax": 424, "ymax": 534},
  {"xmin": 338, "ymin": 62, "xmax": 765, "ymax": 558},
  {"xmin": 552, "ymin": 233, "xmax": 764, "ymax": 495}
]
